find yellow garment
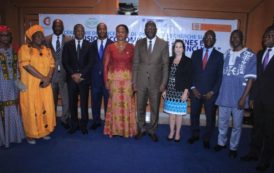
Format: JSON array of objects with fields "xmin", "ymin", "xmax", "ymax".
[{"xmin": 18, "ymin": 44, "xmax": 56, "ymax": 138}]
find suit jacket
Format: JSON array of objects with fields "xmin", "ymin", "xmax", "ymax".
[
  {"xmin": 191, "ymin": 48, "xmax": 224, "ymax": 99},
  {"xmin": 45, "ymin": 34, "xmax": 72, "ymax": 83},
  {"xmin": 90, "ymin": 38, "xmax": 113, "ymax": 88},
  {"xmin": 62, "ymin": 39, "xmax": 94, "ymax": 83},
  {"xmin": 133, "ymin": 37, "xmax": 169, "ymax": 91},
  {"xmin": 168, "ymin": 55, "xmax": 192, "ymax": 91},
  {"xmin": 254, "ymin": 48, "xmax": 274, "ymax": 105}
]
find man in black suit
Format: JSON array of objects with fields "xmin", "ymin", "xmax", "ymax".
[
  {"xmin": 45, "ymin": 19, "xmax": 71, "ymax": 129},
  {"xmin": 241, "ymin": 25, "xmax": 274, "ymax": 172},
  {"xmin": 187, "ymin": 30, "xmax": 224, "ymax": 149},
  {"xmin": 90, "ymin": 23, "xmax": 113, "ymax": 130},
  {"xmin": 62, "ymin": 24, "xmax": 94, "ymax": 134}
]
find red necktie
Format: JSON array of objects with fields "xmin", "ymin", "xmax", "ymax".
[{"xmin": 202, "ymin": 49, "xmax": 208, "ymax": 70}]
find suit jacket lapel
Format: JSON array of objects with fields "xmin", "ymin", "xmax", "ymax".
[{"xmin": 61, "ymin": 34, "xmax": 66, "ymax": 48}]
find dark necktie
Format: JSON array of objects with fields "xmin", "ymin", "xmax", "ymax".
[
  {"xmin": 148, "ymin": 40, "xmax": 152, "ymax": 53},
  {"xmin": 263, "ymin": 48, "xmax": 272, "ymax": 70},
  {"xmin": 99, "ymin": 40, "xmax": 104, "ymax": 59},
  {"xmin": 77, "ymin": 40, "xmax": 80, "ymax": 60},
  {"xmin": 56, "ymin": 36, "xmax": 61, "ymax": 58},
  {"xmin": 56, "ymin": 36, "xmax": 61, "ymax": 71},
  {"xmin": 202, "ymin": 49, "xmax": 209, "ymax": 70}
]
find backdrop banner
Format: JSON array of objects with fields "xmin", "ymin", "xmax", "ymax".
[{"xmin": 39, "ymin": 14, "xmax": 237, "ymax": 57}]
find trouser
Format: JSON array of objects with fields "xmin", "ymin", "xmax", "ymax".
[
  {"xmin": 52, "ymin": 80, "xmax": 70, "ymax": 123},
  {"xmin": 217, "ymin": 106, "xmax": 244, "ymax": 150}
]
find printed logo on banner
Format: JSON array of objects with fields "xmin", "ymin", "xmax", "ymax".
[
  {"xmin": 85, "ymin": 18, "xmax": 99, "ymax": 29},
  {"xmin": 43, "ymin": 17, "xmax": 51, "ymax": 26},
  {"xmin": 192, "ymin": 23, "xmax": 232, "ymax": 32}
]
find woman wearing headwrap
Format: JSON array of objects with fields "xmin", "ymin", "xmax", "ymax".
[
  {"xmin": 18, "ymin": 25, "xmax": 56, "ymax": 144},
  {"xmin": 0, "ymin": 25, "xmax": 25, "ymax": 148}
]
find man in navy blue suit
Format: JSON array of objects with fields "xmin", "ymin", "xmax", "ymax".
[
  {"xmin": 187, "ymin": 30, "xmax": 224, "ymax": 149},
  {"xmin": 90, "ymin": 23, "xmax": 113, "ymax": 130}
]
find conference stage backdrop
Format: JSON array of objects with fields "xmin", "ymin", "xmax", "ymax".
[{"xmin": 39, "ymin": 14, "xmax": 238, "ymax": 57}]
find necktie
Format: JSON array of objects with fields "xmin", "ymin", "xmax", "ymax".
[
  {"xmin": 148, "ymin": 40, "xmax": 152, "ymax": 53},
  {"xmin": 56, "ymin": 36, "xmax": 61, "ymax": 58},
  {"xmin": 56, "ymin": 36, "xmax": 61, "ymax": 71},
  {"xmin": 202, "ymin": 49, "xmax": 209, "ymax": 70},
  {"xmin": 99, "ymin": 40, "xmax": 104, "ymax": 59},
  {"xmin": 263, "ymin": 49, "xmax": 272, "ymax": 70},
  {"xmin": 77, "ymin": 40, "xmax": 80, "ymax": 60}
]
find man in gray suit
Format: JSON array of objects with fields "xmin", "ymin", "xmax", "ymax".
[
  {"xmin": 45, "ymin": 19, "xmax": 71, "ymax": 129},
  {"xmin": 133, "ymin": 21, "xmax": 169, "ymax": 142}
]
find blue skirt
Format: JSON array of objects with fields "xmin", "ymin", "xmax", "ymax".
[{"xmin": 163, "ymin": 99, "xmax": 187, "ymax": 116}]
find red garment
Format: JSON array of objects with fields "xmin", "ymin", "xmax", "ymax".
[
  {"xmin": 0, "ymin": 25, "xmax": 10, "ymax": 32},
  {"xmin": 103, "ymin": 43, "xmax": 137, "ymax": 138},
  {"xmin": 103, "ymin": 43, "xmax": 134, "ymax": 84}
]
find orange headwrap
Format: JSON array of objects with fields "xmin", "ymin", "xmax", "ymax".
[
  {"xmin": 0, "ymin": 25, "xmax": 11, "ymax": 32},
  {"xmin": 25, "ymin": 25, "xmax": 44, "ymax": 40}
]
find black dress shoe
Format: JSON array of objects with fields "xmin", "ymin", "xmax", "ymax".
[
  {"xmin": 203, "ymin": 140, "xmax": 210, "ymax": 149},
  {"xmin": 90, "ymin": 123, "xmax": 101, "ymax": 130},
  {"xmin": 187, "ymin": 136, "xmax": 199, "ymax": 144},
  {"xmin": 256, "ymin": 163, "xmax": 270, "ymax": 172},
  {"xmin": 228, "ymin": 150, "xmax": 237, "ymax": 158},
  {"xmin": 68, "ymin": 127, "xmax": 79, "ymax": 134},
  {"xmin": 240, "ymin": 154, "xmax": 258, "ymax": 162},
  {"xmin": 135, "ymin": 131, "xmax": 145, "ymax": 140},
  {"xmin": 149, "ymin": 133, "xmax": 159, "ymax": 142},
  {"xmin": 80, "ymin": 126, "xmax": 88, "ymax": 135},
  {"xmin": 61, "ymin": 122, "xmax": 70, "ymax": 129},
  {"xmin": 214, "ymin": 144, "xmax": 227, "ymax": 152}
]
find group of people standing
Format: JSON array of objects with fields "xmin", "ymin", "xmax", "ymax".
[{"xmin": 0, "ymin": 19, "xmax": 274, "ymax": 172}]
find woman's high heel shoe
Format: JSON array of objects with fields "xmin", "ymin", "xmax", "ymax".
[
  {"xmin": 174, "ymin": 135, "xmax": 181, "ymax": 143},
  {"xmin": 174, "ymin": 138, "xmax": 180, "ymax": 143},
  {"xmin": 167, "ymin": 133, "xmax": 175, "ymax": 141}
]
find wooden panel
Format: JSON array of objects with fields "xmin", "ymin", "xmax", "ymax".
[
  {"xmin": 151, "ymin": 0, "xmax": 263, "ymax": 13},
  {"xmin": 246, "ymin": 0, "xmax": 274, "ymax": 53},
  {"xmin": 11, "ymin": 0, "xmax": 101, "ymax": 8}
]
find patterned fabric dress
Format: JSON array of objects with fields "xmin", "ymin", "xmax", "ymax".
[
  {"xmin": 18, "ymin": 44, "xmax": 56, "ymax": 138},
  {"xmin": 0, "ymin": 47, "xmax": 25, "ymax": 148},
  {"xmin": 103, "ymin": 43, "xmax": 137, "ymax": 138},
  {"xmin": 163, "ymin": 63, "xmax": 187, "ymax": 115}
]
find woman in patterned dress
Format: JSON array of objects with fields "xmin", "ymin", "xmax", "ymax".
[
  {"xmin": 103, "ymin": 24, "xmax": 136, "ymax": 138},
  {"xmin": 163, "ymin": 40, "xmax": 192, "ymax": 142},
  {"xmin": 0, "ymin": 25, "xmax": 25, "ymax": 148},
  {"xmin": 18, "ymin": 25, "xmax": 56, "ymax": 144}
]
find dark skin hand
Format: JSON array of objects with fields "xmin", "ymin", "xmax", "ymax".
[
  {"xmin": 71, "ymin": 73, "xmax": 83, "ymax": 84},
  {"xmin": 23, "ymin": 65, "xmax": 54, "ymax": 88},
  {"xmin": 238, "ymin": 79, "xmax": 253, "ymax": 109},
  {"xmin": 192, "ymin": 88, "xmax": 201, "ymax": 99},
  {"xmin": 203, "ymin": 91, "xmax": 214, "ymax": 100}
]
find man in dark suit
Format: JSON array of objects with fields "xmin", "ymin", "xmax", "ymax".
[
  {"xmin": 188, "ymin": 30, "xmax": 224, "ymax": 149},
  {"xmin": 62, "ymin": 24, "xmax": 94, "ymax": 135},
  {"xmin": 45, "ymin": 19, "xmax": 71, "ymax": 129},
  {"xmin": 241, "ymin": 25, "xmax": 274, "ymax": 172},
  {"xmin": 90, "ymin": 23, "xmax": 113, "ymax": 130},
  {"xmin": 133, "ymin": 21, "xmax": 169, "ymax": 142}
]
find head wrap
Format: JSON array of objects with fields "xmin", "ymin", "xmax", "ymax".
[
  {"xmin": 0, "ymin": 25, "xmax": 11, "ymax": 32},
  {"xmin": 25, "ymin": 25, "xmax": 44, "ymax": 40}
]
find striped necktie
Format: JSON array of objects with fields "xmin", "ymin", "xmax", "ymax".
[{"xmin": 202, "ymin": 49, "xmax": 209, "ymax": 70}]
